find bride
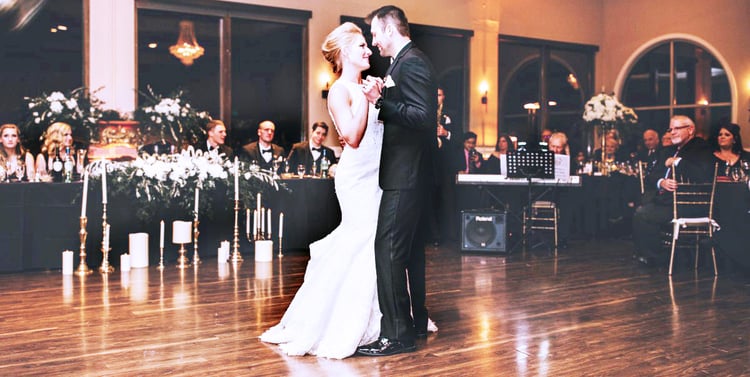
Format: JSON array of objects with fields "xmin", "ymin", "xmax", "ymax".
[{"xmin": 260, "ymin": 22, "xmax": 386, "ymax": 359}]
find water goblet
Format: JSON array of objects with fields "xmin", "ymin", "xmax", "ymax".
[
  {"xmin": 272, "ymin": 158, "xmax": 281, "ymax": 179},
  {"xmin": 15, "ymin": 164, "xmax": 25, "ymax": 182},
  {"xmin": 297, "ymin": 164, "xmax": 305, "ymax": 178},
  {"xmin": 76, "ymin": 149, "xmax": 87, "ymax": 175}
]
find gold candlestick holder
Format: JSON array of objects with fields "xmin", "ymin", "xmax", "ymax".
[
  {"xmin": 176, "ymin": 242, "xmax": 190, "ymax": 269},
  {"xmin": 192, "ymin": 215, "xmax": 201, "ymax": 264},
  {"xmin": 278, "ymin": 236, "xmax": 284, "ymax": 258},
  {"xmin": 231, "ymin": 200, "xmax": 243, "ymax": 263},
  {"xmin": 99, "ymin": 204, "xmax": 114, "ymax": 274},
  {"xmin": 76, "ymin": 216, "xmax": 93, "ymax": 275},
  {"xmin": 158, "ymin": 246, "xmax": 165, "ymax": 270}
]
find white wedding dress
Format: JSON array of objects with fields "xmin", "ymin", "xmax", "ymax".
[{"xmin": 260, "ymin": 80, "xmax": 383, "ymax": 359}]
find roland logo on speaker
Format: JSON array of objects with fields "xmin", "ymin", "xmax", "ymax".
[{"xmin": 475, "ymin": 216, "xmax": 493, "ymax": 222}]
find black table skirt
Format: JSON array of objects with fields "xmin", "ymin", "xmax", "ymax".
[{"xmin": 0, "ymin": 178, "xmax": 341, "ymax": 272}]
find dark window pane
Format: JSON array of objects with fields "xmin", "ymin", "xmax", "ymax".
[
  {"xmin": 138, "ymin": 10, "xmax": 220, "ymax": 120},
  {"xmin": 632, "ymin": 109, "xmax": 670, "ymax": 135},
  {"xmin": 231, "ymin": 19, "xmax": 303, "ymax": 151},
  {"xmin": 674, "ymin": 42, "xmax": 698, "ymax": 106},
  {"xmin": 622, "ymin": 43, "xmax": 670, "ymax": 107},
  {"xmin": 710, "ymin": 58, "xmax": 730, "ymax": 103},
  {"xmin": 0, "ymin": 0, "xmax": 83, "ymax": 134}
]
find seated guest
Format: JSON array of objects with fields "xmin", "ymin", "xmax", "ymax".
[
  {"xmin": 593, "ymin": 130, "xmax": 629, "ymax": 163},
  {"xmin": 661, "ymin": 131, "xmax": 673, "ymax": 148},
  {"xmin": 286, "ymin": 121, "xmax": 336, "ymax": 175},
  {"xmin": 548, "ymin": 132, "xmax": 570, "ymax": 156},
  {"xmin": 460, "ymin": 131, "xmax": 483, "ymax": 174},
  {"xmin": 710, "ymin": 122, "xmax": 747, "ymax": 179},
  {"xmin": 0, "ymin": 123, "xmax": 35, "ymax": 181},
  {"xmin": 547, "ymin": 131, "xmax": 575, "ymax": 248},
  {"xmin": 633, "ymin": 115, "xmax": 714, "ymax": 265},
  {"xmin": 239, "ymin": 120, "xmax": 285, "ymax": 172},
  {"xmin": 195, "ymin": 119, "xmax": 233, "ymax": 158},
  {"xmin": 36, "ymin": 122, "xmax": 77, "ymax": 181},
  {"xmin": 636, "ymin": 129, "xmax": 662, "ymax": 177},
  {"xmin": 484, "ymin": 133, "xmax": 514, "ymax": 174}
]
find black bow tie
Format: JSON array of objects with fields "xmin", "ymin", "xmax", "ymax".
[
  {"xmin": 261, "ymin": 149, "xmax": 272, "ymax": 154},
  {"xmin": 312, "ymin": 147, "xmax": 321, "ymax": 152}
]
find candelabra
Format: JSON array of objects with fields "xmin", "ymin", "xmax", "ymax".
[
  {"xmin": 76, "ymin": 216, "xmax": 93, "ymax": 275},
  {"xmin": 278, "ymin": 235, "xmax": 284, "ymax": 258},
  {"xmin": 99, "ymin": 203, "xmax": 114, "ymax": 273},
  {"xmin": 158, "ymin": 245, "xmax": 165, "ymax": 270},
  {"xmin": 192, "ymin": 214, "xmax": 201, "ymax": 264},
  {"xmin": 231, "ymin": 199, "xmax": 243, "ymax": 263}
]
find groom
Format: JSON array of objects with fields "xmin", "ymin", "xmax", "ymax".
[{"xmin": 358, "ymin": 5, "xmax": 437, "ymax": 356}]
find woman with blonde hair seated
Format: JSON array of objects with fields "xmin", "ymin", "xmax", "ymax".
[
  {"xmin": 36, "ymin": 122, "xmax": 76, "ymax": 181},
  {"xmin": 0, "ymin": 123, "xmax": 35, "ymax": 181}
]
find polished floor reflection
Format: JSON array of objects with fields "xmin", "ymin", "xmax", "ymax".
[{"xmin": 0, "ymin": 240, "xmax": 748, "ymax": 376}]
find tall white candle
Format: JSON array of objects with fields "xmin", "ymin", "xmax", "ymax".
[
  {"xmin": 261, "ymin": 206, "xmax": 265, "ymax": 235},
  {"xmin": 256, "ymin": 193, "xmax": 261, "ymax": 214},
  {"xmin": 104, "ymin": 224, "xmax": 110, "ymax": 250},
  {"xmin": 267, "ymin": 208, "xmax": 272, "ymax": 237},
  {"xmin": 194, "ymin": 187, "xmax": 200, "ymax": 215},
  {"xmin": 246, "ymin": 208, "xmax": 250, "ymax": 235},
  {"xmin": 159, "ymin": 220, "xmax": 164, "ymax": 248},
  {"xmin": 279, "ymin": 212, "xmax": 284, "ymax": 238},
  {"xmin": 234, "ymin": 157, "xmax": 239, "ymax": 201},
  {"xmin": 253, "ymin": 210, "xmax": 258, "ymax": 238},
  {"xmin": 80, "ymin": 171, "xmax": 89, "ymax": 217},
  {"xmin": 101, "ymin": 161, "xmax": 107, "ymax": 204}
]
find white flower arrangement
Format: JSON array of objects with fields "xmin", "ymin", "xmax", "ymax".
[
  {"xmin": 21, "ymin": 87, "xmax": 104, "ymax": 142},
  {"xmin": 89, "ymin": 148, "xmax": 283, "ymax": 220},
  {"xmin": 582, "ymin": 93, "xmax": 638, "ymax": 124},
  {"xmin": 134, "ymin": 86, "xmax": 210, "ymax": 144}
]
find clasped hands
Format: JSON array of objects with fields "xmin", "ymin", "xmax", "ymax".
[
  {"xmin": 660, "ymin": 156, "xmax": 683, "ymax": 192},
  {"xmin": 362, "ymin": 75, "xmax": 384, "ymax": 104}
]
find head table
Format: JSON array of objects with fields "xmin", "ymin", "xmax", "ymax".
[{"xmin": 0, "ymin": 178, "xmax": 340, "ymax": 273}]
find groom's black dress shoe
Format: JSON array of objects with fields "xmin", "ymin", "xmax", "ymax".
[{"xmin": 356, "ymin": 337, "xmax": 416, "ymax": 356}]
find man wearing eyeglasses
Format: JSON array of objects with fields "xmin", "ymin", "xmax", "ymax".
[{"xmin": 632, "ymin": 115, "xmax": 713, "ymax": 265}]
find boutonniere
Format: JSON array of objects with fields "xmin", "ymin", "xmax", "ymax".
[{"xmin": 384, "ymin": 75, "xmax": 396, "ymax": 88}]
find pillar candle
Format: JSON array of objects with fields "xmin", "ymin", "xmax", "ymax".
[
  {"xmin": 234, "ymin": 157, "xmax": 239, "ymax": 201},
  {"xmin": 62, "ymin": 250, "xmax": 74, "ymax": 275},
  {"xmin": 120, "ymin": 254, "xmax": 131, "ymax": 272},
  {"xmin": 253, "ymin": 210, "xmax": 258, "ymax": 238},
  {"xmin": 279, "ymin": 212, "xmax": 284, "ymax": 238},
  {"xmin": 172, "ymin": 221, "xmax": 192, "ymax": 244},
  {"xmin": 101, "ymin": 161, "xmax": 107, "ymax": 204},
  {"xmin": 80, "ymin": 171, "xmax": 89, "ymax": 217},
  {"xmin": 255, "ymin": 240, "xmax": 273, "ymax": 262},
  {"xmin": 256, "ymin": 192, "xmax": 261, "ymax": 213},
  {"xmin": 159, "ymin": 220, "xmax": 164, "ymax": 248}
]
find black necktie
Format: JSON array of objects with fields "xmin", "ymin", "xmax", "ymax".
[{"xmin": 261, "ymin": 149, "xmax": 272, "ymax": 154}]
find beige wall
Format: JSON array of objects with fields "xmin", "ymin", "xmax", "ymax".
[{"xmin": 89, "ymin": 0, "xmax": 749, "ymax": 147}]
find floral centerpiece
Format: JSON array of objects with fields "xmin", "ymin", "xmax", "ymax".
[
  {"xmin": 87, "ymin": 147, "xmax": 285, "ymax": 221},
  {"xmin": 582, "ymin": 92, "xmax": 638, "ymax": 168},
  {"xmin": 21, "ymin": 87, "xmax": 104, "ymax": 145},
  {"xmin": 133, "ymin": 86, "xmax": 210, "ymax": 146}
]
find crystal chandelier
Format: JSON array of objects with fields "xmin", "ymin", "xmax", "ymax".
[{"xmin": 169, "ymin": 20, "xmax": 204, "ymax": 66}]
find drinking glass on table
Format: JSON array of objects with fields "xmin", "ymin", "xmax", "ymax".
[
  {"xmin": 76, "ymin": 149, "xmax": 87, "ymax": 175},
  {"xmin": 297, "ymin": 164, "xmax": 305, "ymax": 178}
]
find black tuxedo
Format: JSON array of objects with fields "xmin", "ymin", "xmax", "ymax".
[
  {"xmin": 286, "ymin": 141, "xmax": 336, "ymax": 175},
  {"xmin": 238, "ymin": 141, "xmax": 285, "ymax": 172},
  {"xmin": 633, "ymin": 137, "xmax": 713, "ymax": 260},
  {"xmin": 374, "ymin": 41, "xmax": 437, "ymax": 343},
  {"xmin": 428, "ymin": 108, "xmax": 463, "ymax": 242},
  {"xmin": 194, "ymin": 141, "xmax": 233, "ymax": 159}
]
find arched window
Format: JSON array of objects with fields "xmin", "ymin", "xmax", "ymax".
[{"xmin": 621, "ymin": 40, "xmax": 731, "ymax": 137}]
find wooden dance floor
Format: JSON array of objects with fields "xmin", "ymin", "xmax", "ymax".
[{"xmin": 1, "ymin": 240, "xmax": 749, "ymax": 376}]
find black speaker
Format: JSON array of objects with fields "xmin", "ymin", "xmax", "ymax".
[{"xmin": 461, "ymin": 210, "xmax": 507, "ymax": 252}]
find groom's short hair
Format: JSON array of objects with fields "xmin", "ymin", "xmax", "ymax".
[{"xmin": 365, "ymin": 5, "xmax": 410, "ymax": 38}]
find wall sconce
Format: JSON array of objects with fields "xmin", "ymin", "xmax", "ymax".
[
  {"xmin": 479, "ymin": 81, "xmax": 489, "ymax": 105},
  {"xmin": 319, "ymin": 72, "xmax": 331, "ymax": 99}
]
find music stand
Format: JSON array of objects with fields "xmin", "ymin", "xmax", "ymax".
[{"xmin": 507, "ymin": 149, "xmax": 555, "ymax": 251}]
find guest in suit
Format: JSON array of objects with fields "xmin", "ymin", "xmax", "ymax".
[
  {"xmin": 633, "ymin": 115, "xmax": 714, "ymax": 265},
  {"xmin": 194, "ymin": 119, "xmax": 233, "ymax": 158},
  {"xmin": 636, "ymin": 129, "xmax": 661, "ymax": 177},
  {"xmin": 460, "ymin": 131, "xmax": 484, "ymax": 174},
  {"xmin": 428, "ymin": 87, "xmax": 463, "ymax": 245},
  {"xmin": 357, "ymin": 5, "xmax": 437, "ymax": 357},
  {"xmin": 239, "ymin": 120, "xmax": 285, "ymax": 171},
  {"xmin": 286, "ymin": 121, "xmax": 336, "ymax": 176}
]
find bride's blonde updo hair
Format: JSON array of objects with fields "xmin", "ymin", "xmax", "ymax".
[{"xmin": 321, "ymin": 22, "xmax": 363, "ymax": 76}]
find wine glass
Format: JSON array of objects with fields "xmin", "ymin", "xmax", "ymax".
[
  {"xmin": 15, "ymin": 164, "xmax": 25, "ymax": 182},
  {"xmin": 76, "ymin": 149, "xmax": 87, "ymax": 175},
  {"xmin": 272, "ymin": 158, "xmax": 281, "ymax": 179},
  {"xmin": 297, "ymin": 164, "xmax": 305, "ymax": 178}
]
